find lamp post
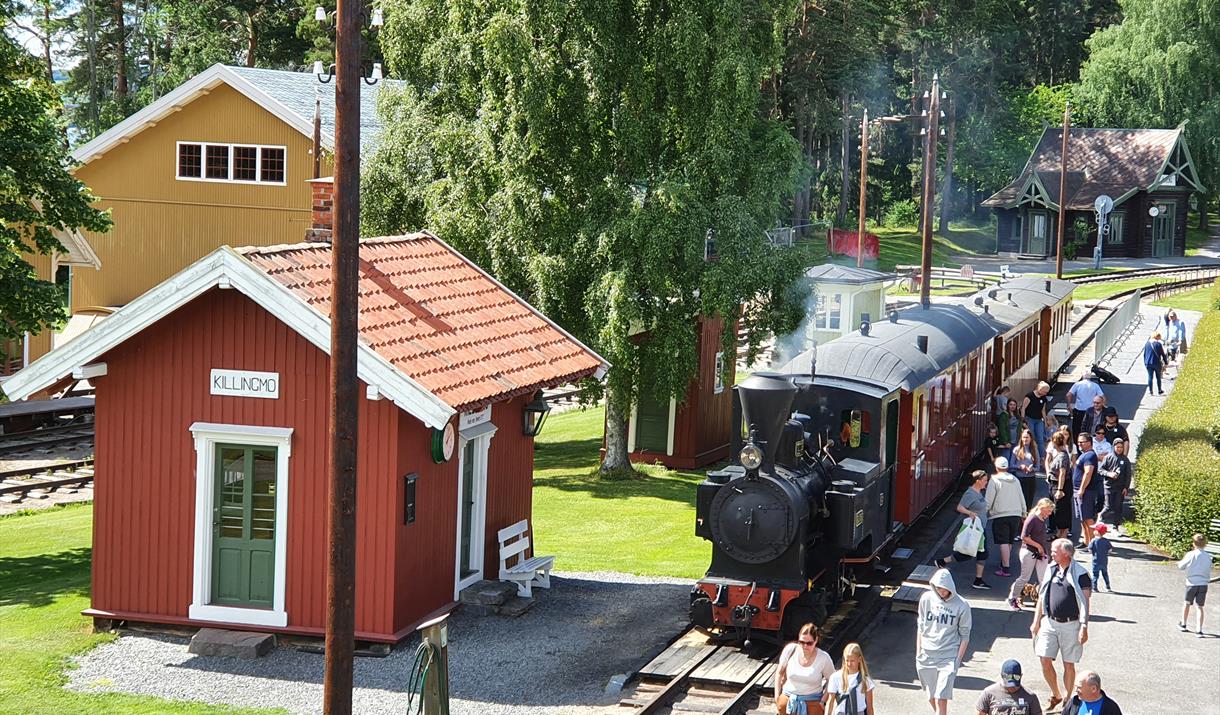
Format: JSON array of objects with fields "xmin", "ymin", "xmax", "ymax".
[
  {"xmin": 853, "ymin": 110, "xmax": 932, "ymax": 271},
  {"xmin": 314, "ymin": 3, "xmax": 381, "ymax": 713},
  {"xmin": 918, "ymin": 74, "xmax": 942, "ymax": 308}
]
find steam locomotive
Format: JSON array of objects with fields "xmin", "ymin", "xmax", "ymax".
[{"xmin": 689, "ymin": 278, "xmax": 1075, "ymax": 643}]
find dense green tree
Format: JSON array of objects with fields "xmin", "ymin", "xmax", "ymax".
[
  {"xmin": 1076, "ymin": 0, "xmax": 1220, "ymax": 227},
  {"xmin": 0, "ymin": 33, "xmax": 111, "ymax": 351},
  {"xmin": 369, "ymin": 0, "xmax": 809, "ymax": 473}
]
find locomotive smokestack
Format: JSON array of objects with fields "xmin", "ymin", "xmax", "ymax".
[{"xmin": 737, "ymin": 373, "xmax": 797, "ymax": 472}]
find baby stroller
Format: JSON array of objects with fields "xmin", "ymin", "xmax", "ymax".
[{"xmin": 1167, "ymin": 338, "xmax": 1181, "ymax": 362}]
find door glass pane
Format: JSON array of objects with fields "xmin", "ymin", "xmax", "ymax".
[
  {"xmin": 250, "ymin": 449, "xmax": 277, "ymax": 540},
  {"xmin": 460, "ymin": 440, "xmax": 477, "ymax": 577},
  {"xmin": 219, "ymin": 448, "xmax": 246, "ymax": 538}
]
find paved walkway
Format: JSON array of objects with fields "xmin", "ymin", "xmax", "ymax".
[{"xmin": 864, "ymin": 300, "xmax": 1218, "ymax": 714}]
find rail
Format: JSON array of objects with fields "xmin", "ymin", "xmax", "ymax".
[
  {"xmin": 0, "ymin": 422, "xmax": 95, "ymax": 455},
  {"xmin": 0, "ymin": 459, "xmax": 94, "ymax": 502}
]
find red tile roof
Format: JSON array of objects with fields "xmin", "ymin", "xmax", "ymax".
[
  {"xmin": 239, "ymin": 233, "xmax": 606, "ymax": 412},
  {"xmin": 983, "ymin": 128, "xmax": 1182, "ymax": 210}
]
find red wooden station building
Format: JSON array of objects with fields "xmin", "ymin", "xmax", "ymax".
[{"xmin": 3, "ymin": 187, "xmax": 608, "ymax": 643}]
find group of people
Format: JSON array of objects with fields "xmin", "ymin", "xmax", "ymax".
[{"xmin": 1143, "ymin": 310, "xmax": 1189, "ymax": 395}]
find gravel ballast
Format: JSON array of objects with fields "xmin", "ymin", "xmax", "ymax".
[{"xmin": 67, "ymin": 572, "xmax": 694, "ymax": 714}]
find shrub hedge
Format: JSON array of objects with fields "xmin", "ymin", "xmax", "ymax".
[{"xmin": 1133, "ymin": 296, "xmax": 1220, "ymax": 557}]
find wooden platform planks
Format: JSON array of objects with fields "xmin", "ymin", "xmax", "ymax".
[
  {"xmin": 637, "ymin": 629, "xmax": 718, "ymax": 680},
  {"xmin": 689, "ymin": 646, "xmax": 770, "ymax": 686},
  {"xmin": 891, "ymin": 584, "xmax": 925, "ymax": 612}
]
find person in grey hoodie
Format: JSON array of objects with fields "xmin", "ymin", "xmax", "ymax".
[
  {"xmin": 916, "ymin": 568, "xmax": 972, "ymax": 715},
  {"xmin": 985, "ymin": 457, "xmax": 1028, "ymax": 577}
]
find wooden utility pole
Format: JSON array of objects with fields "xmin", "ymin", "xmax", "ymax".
[
  {"xmin": 919, "ymin": 75, "xmax": 941, "ymax": 308},
  {"xmin": 323, "ymin": 0, "xmax": 361, "ymax": 711},
  {"xmin": 1055, "ymin": 103, "xmax": 1070, "ymax": 280},
  {"xmin": 856, "ymin": 108, "xmax": 869, "ymax": 268}
]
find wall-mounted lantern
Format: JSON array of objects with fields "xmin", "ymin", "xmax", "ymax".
[{"xmin": 523, "ymin": 394, "xmax": 551, "ymax": 437}]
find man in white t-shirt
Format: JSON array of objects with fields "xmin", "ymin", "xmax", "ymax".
[{"xmin": 1067, "ymin": 378, "xmax": 1104, "ymax": 443}]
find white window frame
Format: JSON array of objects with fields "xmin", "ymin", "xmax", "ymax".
[
  {"xmin": 1105, "ymin": 212, "xmax": 1125, "ymax": 245},
  {"xmin": 815, "ymin": 292, "xmax": 843, "ymax": 330},
  {"xmin": 176, "ymin": 141, "xmax": 288, "ymax": 186},
  {"xmin": 189, "ymin": 422, "xmax": 293, "ymax": 628},
  {"xmin": 713, "ymin": 351, "xmax": 725, "ymax": 394},
  {"xmin": 453, "ymin": 416, "xmax": 498, "ymax": 600}
]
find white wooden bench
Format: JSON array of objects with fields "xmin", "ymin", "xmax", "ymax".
[{"xmin": 498, "ymin": 520, "xmax": 555, "ymax": 598}]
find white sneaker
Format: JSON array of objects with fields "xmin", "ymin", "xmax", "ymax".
[
  {"xmin": 1178, "ymin": 622, "xmax": 1188, "ymax": 632},
  {"xmin": 1198, "ymin": 631, "xmax": 1205, "ymax": 638}
]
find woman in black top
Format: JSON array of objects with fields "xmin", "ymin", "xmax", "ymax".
[
  {"xmin": 1044, "ymin": 430, "xmax": 1073, "ymax": 538},
  {"xmin": 1022, "ymin": 381, "xmax": 1051, "ymax": 454}
]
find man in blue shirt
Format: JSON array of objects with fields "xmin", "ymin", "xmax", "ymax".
[
  {"xmin": 1072, "ymin": 434, "xmax": 1101, "ymax": 546},
  {"xmin": 1062, "ymin": 671, "xmax": 1122, "ymax": 715}
]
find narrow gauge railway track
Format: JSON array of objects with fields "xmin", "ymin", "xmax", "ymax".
[
  {"xmin": 0, "ymin": 459, "xmax": 95, "ymax": 503},
  {"xmin": 0, "ymin": 421, "xmax": 94, "ymax": 456},
  {"xmin": 623, "ymin": 586, "xmax": 889, "ymax": 715}
]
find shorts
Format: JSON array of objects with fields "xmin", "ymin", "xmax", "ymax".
[
  {"xmin": 1035, "ymin": 616, "xmax": 1084, "ymax": 663},
  {"xmin": 1186, "ymin": 585, "xmax": 1208, "ymax": 606},
  {"xmin": 915, "ymin": 656, "xmax": 957, "ymax": 700},
  {"xmin": 1073, "ymin": 492, "xmax": 1100, "ymax": 522},
  {"xmin": 992, "ymin": 516, "xmax": 1021, "ymax": 544}
]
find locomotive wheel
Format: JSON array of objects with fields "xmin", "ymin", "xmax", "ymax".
[{"xmin": 779, "ymin": 595, "xmax": 828, "ymax": 641}]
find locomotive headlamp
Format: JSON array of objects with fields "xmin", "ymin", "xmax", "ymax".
[{"xmin": 739, "ymin": 444, "xmax": 764, "ymax": 471}]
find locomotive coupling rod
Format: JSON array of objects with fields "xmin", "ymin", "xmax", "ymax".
[{"xmin": 638, "ymin": 641, "xmax": 722, "ymax": 715}]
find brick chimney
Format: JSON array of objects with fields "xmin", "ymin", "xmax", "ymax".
[{"xmin": 306, "ymin": 177, "xmax": 334, "ymax": 243}]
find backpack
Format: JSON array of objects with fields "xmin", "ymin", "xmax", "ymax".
[{"xmin": 1091, "ymin": 364, "xmax": 1120, "ymax": 384}]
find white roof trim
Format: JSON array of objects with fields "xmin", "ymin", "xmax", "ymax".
[
  {"xmin": 417, "ymin": 230, "xmax": 611, "ymax": 380},
  {"xmin": 53, "ymin": 227, "xmax": 102, "ymax": 269},
  {"xmin": 1, "ymin": 246, "xmax": 455, "ymax": 429},
  {"xmin": 72, "ymin": 64, "xmax": 325, "ymax": 167}
]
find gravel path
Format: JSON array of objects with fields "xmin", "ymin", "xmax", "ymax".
[{"xmin": 67, "ymin": 571, "xmax": 694, "ymax": 714}]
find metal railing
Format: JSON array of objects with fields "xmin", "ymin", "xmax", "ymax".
[{"xmin": 1093, "ymin": 289, "xmax": 1143, "ymax": 368}]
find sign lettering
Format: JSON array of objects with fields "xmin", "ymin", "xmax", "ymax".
[{"xmin": 210, "ymin": 369, "xmax": 280, "ymax": 399}]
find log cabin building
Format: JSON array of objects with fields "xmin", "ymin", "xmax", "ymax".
[
  {"xmin": 2, "ymin": 188, "xmax": 609, "ymax": 641},
  {"xmin": 982, "ymin": 127, "xmax": 1203, "ymax": 259}
]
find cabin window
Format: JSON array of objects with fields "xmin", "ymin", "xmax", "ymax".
[
  {"xmin": 176, "ymin": 142, "xmax": 288, "ymax": 185},
  {"xmin": 713, "ymin": 352, "xmax": 725, "ymax": 394},
  {"xmin": 1105, "ymin": 212, "xmax": 1125, "ymax": 245},
  {"xmin": 815, "ymin": 292, "xmax": 842, "ymax": 330},
  {"xmin": 838, "ymin": 409, "xmax": 871, "ymax": 448}
]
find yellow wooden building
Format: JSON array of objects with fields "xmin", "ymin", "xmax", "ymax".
[{"xmin": 12, "ymin": 64, "xmax": 400, "ymax": 375}]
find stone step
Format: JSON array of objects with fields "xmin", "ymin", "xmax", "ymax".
[
  {"xmin": 458, "ymin": 579, "xmax": 518, "ymax": 607},
  {"xmin": 188, "ymin": 628, "xmax": 275, "ymax": 659}
]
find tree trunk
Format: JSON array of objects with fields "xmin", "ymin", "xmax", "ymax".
[
  {"xmin": 600, "ymin": 390, "xmax": 633, "ymax": 474},
  {"xmin": 86, "ymin": 0, "xmax": 100, "ymax": 134},
  {"xmin": 246, "ymin": 11, "xmax": 257, "ymax": 66},
  {"xmin": 112, "ymin": 0, "xmax": 128, "ymax": 106},
  {"xmin": 938, "ymin": 97, "xmax": 956, "ymax": 234},
  {"xmin": 836, "ymin": 94, "xmax": 850, "ymax": 226},
  {"xmin": 41, "ymin": 2, "xmax": 53, "ymax": 82}
]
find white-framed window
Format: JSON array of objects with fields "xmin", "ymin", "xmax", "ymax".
[
  {"xmin": 815, "ymin": 292, "xmax": 843, "ymax": 330},
  {"xmin": 177, "ymin": 142, "xmax": 287, "ymax": 185},
  {"xmin": 713, "ymin": 351, "xmax": 725, "ymax": 394}
]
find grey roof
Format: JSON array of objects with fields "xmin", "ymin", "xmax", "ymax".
[
  {"xmin": 963, "ymin": 276, "xmax": 1075, "ymax": 328},
  {"xmin": 225, "ymin": 66, "xmax": 408, "ymax": 154},
  {"xmin": 804, "ymin": 263, "xmax": 895, "ymax": 285},
  {"xmin": 776, "ymin": 304, "xmax": 997, "ymax": 392}
]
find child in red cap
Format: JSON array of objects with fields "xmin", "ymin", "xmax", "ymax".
[{"xmin": 1087, "ymin": 523, "xmax": 1112, "ymax": 592}]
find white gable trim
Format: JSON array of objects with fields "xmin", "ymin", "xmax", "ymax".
[
  {"xmin": 72, "ymin": 64, "xmax": 324, "ymax": 167},
  {"xmin": 1, "ymin": 246, "xmax": 455, "ymax": 429},
  {"xmin": 418, "ymin": 231, "xmax": 611, "ymax": 380}
]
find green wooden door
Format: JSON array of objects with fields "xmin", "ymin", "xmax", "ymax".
[
  {"xmin": 635, "ymin": 388, "xmax": 670, "ymax": 453},
  {"xmin": 213, "ymin": 445, "xmax": 278, "ymax": 608},
  {"xmin": 1153, "ymin": 214, "xmax": 1174, "ymax": 257}
]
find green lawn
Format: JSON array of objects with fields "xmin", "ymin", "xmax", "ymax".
[
  {"xmin": 1071, "ymin": 277, "xmax": 1165, "ymax": 301},
  {"xmin": 531, "ymin": 405, "xmax": 710, "ymax": 578},
  {"xmin": 1185, "ymin": 212, "xmax": 1216, "ymax": 256},
  {"xmin": 1151, "ymin": 283, "xmax": 1217, "ymax": 313},
  {"xmin": 868, "ymin": 223, "xmax": 995, "ymax": 273},
  {"xmin": 0, "ymin": 504, "xmax": 280, "ymax": 714}
]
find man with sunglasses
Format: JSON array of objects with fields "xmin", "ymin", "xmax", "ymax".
[{"xmin": 1072, "ymin": 433, "xmax": 1102, "ymax": 547}]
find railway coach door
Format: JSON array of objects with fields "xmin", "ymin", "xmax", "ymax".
[{"xmin": 211, "ymin": 445, "xmax": 278, "ymax": 608}]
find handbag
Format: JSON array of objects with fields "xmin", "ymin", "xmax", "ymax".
[{"xmin": 952, "ymin": 516, "xmax": 984, "ymax": 557}]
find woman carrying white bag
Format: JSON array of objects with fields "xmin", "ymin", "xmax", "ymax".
[{"xmin": 934, "ymin": 470, "xmax": 992, "ymax": 590}]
